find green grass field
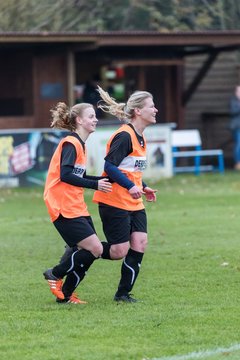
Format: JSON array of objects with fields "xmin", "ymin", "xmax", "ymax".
[{"xmin": 0, "ymin": 172, "xmax": 240, "ymax": 360}]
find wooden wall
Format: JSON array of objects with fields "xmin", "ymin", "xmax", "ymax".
[
  {"xmin": 123, "ymin": 64, "xmax": 183, "ymax": 125},
  {"xmin": 0, "ymin": 52, "xmax": 33, "ymax": 128},
  {"xmin": 33, "ymin": 52, "xmax": 68, "ymax": 128},
  {"xmin": 0, "ymin": 51, "xmax": 68, "ymax": 129},
  {"xmin": 184, "ymin": 51, "xmax": 240, "ymax": 164}
]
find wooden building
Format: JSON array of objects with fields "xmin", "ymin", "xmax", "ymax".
[{"xmin": 1, "ymin": 31, "xmax": 240, "ymax": 163}]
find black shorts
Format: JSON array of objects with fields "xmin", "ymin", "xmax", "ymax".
[
  {"xmin": 53, "ymin": 214, "xmax": 96, "ymax": 247},
  {"xmin": 98, "ymin": 204, "xmax": 147, "ymax": 245}
]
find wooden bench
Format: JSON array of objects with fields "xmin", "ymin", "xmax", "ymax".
[{"xmin": 172, "ymin": 129, "xmax": 224, "ymax": 175}]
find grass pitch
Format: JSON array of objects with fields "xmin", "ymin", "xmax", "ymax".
[{"xmin": 0, "ymin": 172, "xmax": 240, "ymax": 360}]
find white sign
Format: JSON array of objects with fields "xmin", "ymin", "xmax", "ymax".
[{"xmin": 86, "ymin": 124, "xmax": 173, "ymax": 180}]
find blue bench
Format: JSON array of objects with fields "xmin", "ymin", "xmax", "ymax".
[{"xmin": 172, "ymin": 129, "xmax": 224, "ymax": 175}]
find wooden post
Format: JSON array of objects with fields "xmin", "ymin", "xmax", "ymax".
[{"xmin": 67, "ymin": 50, "xmax": 75, "ymax": 107}]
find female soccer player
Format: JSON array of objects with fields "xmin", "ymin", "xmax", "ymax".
[
  {"xmin": 92, "ymin": 86, "xmax": 158, "ymax": 302},
  {"xmin": 43, "ymin": 101, "xmax": 112, "ymax": 304}
]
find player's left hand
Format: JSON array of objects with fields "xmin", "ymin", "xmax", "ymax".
[{"xmin": 143, "ymin": 187, "xmax": 157, "ymax": 202}]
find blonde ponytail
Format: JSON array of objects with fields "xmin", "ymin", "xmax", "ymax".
[
  {"xmin": 97, "ymin": 85, "xmax": 153, "ymax": 122},
  {"xmin": 97, "ymin": 86, "xmax": 127, "ymax": 121}
]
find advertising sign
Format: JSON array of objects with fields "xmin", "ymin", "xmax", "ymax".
[{"xmin": 0, "ymin": 124, "xmax": 173, "ymax": 188}]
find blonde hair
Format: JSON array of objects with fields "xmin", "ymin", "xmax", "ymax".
[
  {"xmin": 97, "ymin": 86, "xmax": 153, "ymax": 121},
  {"xmin": 50, "ymin": 102, "xmax": 94, "ymax": 131}
]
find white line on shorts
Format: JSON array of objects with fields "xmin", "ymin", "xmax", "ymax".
[{"xmin": 148, "ymin": 343, "xmax": 240, "ymax": 360}]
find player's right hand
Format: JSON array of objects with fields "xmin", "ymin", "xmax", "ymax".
[{"xmin": 128, "ymin": 185, "xmax": 144, "ymax": 199}]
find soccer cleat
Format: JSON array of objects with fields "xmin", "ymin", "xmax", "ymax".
[
  {"xmin": 113, "ymin": 293, "xmax": 138, "ymax": 303},
  {"xmin": 43, "ymin": 268, "xmax": 64, "ymax": 300},
  {"xmin": 56, "ymin": 293, "xmax": 87, "ymax": 304},
  {"xmin": 67, "ymin": 293, "xmax": 87, "ymax": 304}
]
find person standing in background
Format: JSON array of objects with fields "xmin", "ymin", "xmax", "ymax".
[
  {"xmin": 229, "ymin": 85, "xmax": 240, "ymax": 170},
  {"xmin": 82, "ymin": 74, "xmax": 102, "ymax": 117}
]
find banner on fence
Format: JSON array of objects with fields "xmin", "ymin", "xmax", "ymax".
[{"xmin": 0, "ymin": 124, "xmax": 172, "ymax": 187}]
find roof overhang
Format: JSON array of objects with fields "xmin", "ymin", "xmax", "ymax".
[{"xmin": 0, "ymin": 30, "xmax": 240, "ymax": 47}]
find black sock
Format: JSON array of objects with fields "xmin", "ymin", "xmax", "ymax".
[
  {"xmin": 115, "ymin": 248, "xmax": 144, "ymax": 296},
  {"xmin": 59, "ymin": 245, "xmax": 75, "ymax": 264},
  {"xmin": 101, "ymin": 241, "xmax": 112, "ymax": 260},
  {"xmin": 52, "ymin": 249, "xmax": 96, "ymax": 279},
  {"xmin": 62, "ymin": 272, "xmax": 83, "ymax": 298},
  {"xmin": 62, "ymin": 262, "xmax": 89, "ymax": 298}
]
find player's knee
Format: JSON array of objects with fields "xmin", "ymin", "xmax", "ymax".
[
  {"xmin": 91, "ymin": 242, "xmax": 103, "ymax": 258},
  {"xmin": 131, "ymin": 235, "xmax": 148, "ymax": 252},
  {"xmin": 110, "ymin": 243, "xmax": 129, "ymax": 259}
]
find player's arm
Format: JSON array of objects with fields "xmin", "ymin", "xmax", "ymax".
[
  {"xmin": 60, "ymin": 142, "xmax": 111, "ymax": 192},
  {"xmin": 104, "ymin": 161, "xmax": 134, "ymax": 189},
  {"xmin": 104, "ymin": 132, "xmax": 143, "ymax": 199},
  {"xmin": 104, "ymin": 131, "xmax": 134, "ymax": 189},
  {"xmin": 83, "ymin": 173, "xmax": 110, "ymax": 181}
]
